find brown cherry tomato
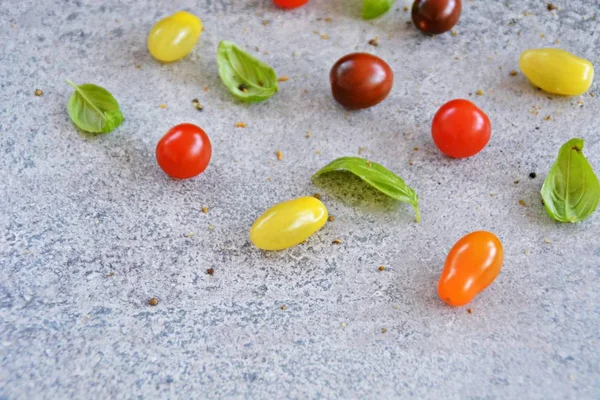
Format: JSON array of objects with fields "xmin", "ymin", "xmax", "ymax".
[
  {"xmin": 438, "ymin": 231, "xmax": 503, "ymax": 306},
  {"xmin": 411, "ymin": 0, "xmax": 462, "ymax": 35},
  {"xmin": 330, "ymin": 53, "xmax": 393, "ymax": 110}
]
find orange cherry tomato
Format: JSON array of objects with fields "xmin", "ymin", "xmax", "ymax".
[{"xmin": 438, "ymin": 231, "xmax": 503, "ymax": 306}]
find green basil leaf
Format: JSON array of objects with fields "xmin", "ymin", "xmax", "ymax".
[
  {"xmin": 217, "ymin": 40, "xmax": 278, "ymax": 103},
  {"xmin": 362, "ymin": 0, "xmax": 396, "ymax": 20},
  {"xmin": 312, "ymin": 156, "xmax": 420, "ymax": 222},
  {"xmin": 66, "ymin": 80, "xmax": 124, "ymax": 133},
  {"xmin": 541, "ymin": 138, "xmax": 600, "ymax": 223}
]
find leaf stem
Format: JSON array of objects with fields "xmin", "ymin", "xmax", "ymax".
[
  {"xmin": 413, "ymin": 204, "xmax": 421, "ymax": 223},
  {"xmin": 65, "ymin": 79, "xmax": 106, "ymax": 124}
]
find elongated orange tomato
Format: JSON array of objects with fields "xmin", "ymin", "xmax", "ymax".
[{"xmin": 438, "ymin": 231, "xmax": 503, "ymax": 306}]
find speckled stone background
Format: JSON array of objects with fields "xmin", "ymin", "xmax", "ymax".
[{"xmin": 1, "ymin": 0, "xmax": 599, "ymax": 398}]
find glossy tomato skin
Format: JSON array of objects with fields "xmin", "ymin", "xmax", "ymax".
[
  {"xmin": 432, "ymin": 99, "xmax": 491, "ymax": 158},
  {"xmin": 411, "ymin": 0, "xmax": 462, "ymax": 34},
  {"xmin": 273, "ymin": 0, "xmax": 309, "ymax": 9},
  {"xmin": 438, "ymin": 231, "xmax": 503, "ymax": 306},
  {"xmin": 147, "ymin": 11, "xmax": 202, "ymax": 62},
  {"xmin": 330, "ymin": 53, "xmax": 394, "ymax": 110},
  {"xmin": 519, "ymin": 48, "xmax": 594, "ymax": 96},
  {"xmin": 156, "ymin": 123, "xmax": 212, "ymax": 179},
  {"xmin": 250, "ymin": 196, "xmax": 328, "ymax": 251}
]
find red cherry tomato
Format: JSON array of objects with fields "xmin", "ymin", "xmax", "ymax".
[
  {"xmin": 273, "ymin": 0, "xmax": 309, "ymax": 9},
  {"xmin": 438, "ymin": 231, "xmax": 503, "ymax": 306},
  {"xmin": 432, "ymin": 99, "xmax": 491, "ymax": 158},
  {"xmin": 156, "ymin": 123, "xmax": 212, "ymax": 179}
]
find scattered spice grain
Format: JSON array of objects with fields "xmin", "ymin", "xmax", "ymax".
[{"xmin": 368, "ymin": 37, "xmax": 379, "ymax": 46}]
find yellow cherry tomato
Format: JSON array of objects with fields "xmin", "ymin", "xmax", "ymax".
[
  {"xmin": 250, "ymin": 196, "xmax": 328, "ymax": 251},
  {"xmin": 147, "ymin": 11, "xmax": 202, "ymax": 62},
  {"xmin": 519, "ymin": 48, "xmax": 594, "ymax": 96}
]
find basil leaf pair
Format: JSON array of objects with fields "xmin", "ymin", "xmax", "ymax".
[
  {"xmin": 363, "ymin": 0, "xmax": 396, "ymax": 20},
  {"xmin": 217, "ymin": 40, "xmax": 278, "ymax": 103},
  {"xmin": 313, "ymin": 157, "xmax": 421, "ymax": 222},
  {"xmin": 66, "ymin": 80, "xmax": 124, "ymax": 134},
  {"xmin": 541, "ymin": 138, "xmax": 600, "ymax": 223}
]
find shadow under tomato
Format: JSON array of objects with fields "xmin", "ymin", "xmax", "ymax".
[
  {"xmin": 497, "ymin": 71, "xmax": 579, "ymax": 104},
  {"xmin": 312, "ymin": 171, "xmax": 413, "ymax": 215}
]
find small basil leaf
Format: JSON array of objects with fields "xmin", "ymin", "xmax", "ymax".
[
  {"xmin": 66, "ymin": 80, "xmax": 124, "ymax": 134},
  {"xmin": 217, "ymin": 40, "xmax": 278, "ymax": 103},
  {"xmin": 541, "ymin": 138, "xmax": 600, "ymax": 223},
  {"xmin": 313, "ymin": 156, "xmax": 420, "ymax": 222},
  {"xmin": 362, "ymin": 0, "xmax": 396, "ymax": 20}
]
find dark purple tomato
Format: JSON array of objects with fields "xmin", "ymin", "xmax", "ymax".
[
  {"xmin": 330, "ymin": 53, "xmax": 393, "ymax": 110},
  {"xmin": 411, "ymin": 0, "xmax": 462, "ymax": 34}
]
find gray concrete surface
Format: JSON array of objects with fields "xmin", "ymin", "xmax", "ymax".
[{"xmin": 1, "ymin": 0, "xmax": 599, "ymax": 398}]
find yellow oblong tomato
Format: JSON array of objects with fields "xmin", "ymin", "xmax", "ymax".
[
  {"xmin": 519, "ymin": 48, "xmax": 594, "ymax": 96},
  {"xmin": 438, "ymin": 231, "xmax": 503, "ymax": 306},
  {"xmin": 147, "ymin": 11, "xmax": 202, "ymax": 62},
  {"xmin": 250, "ymin": 196, "xmax": 328, "ymax": 251}
]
